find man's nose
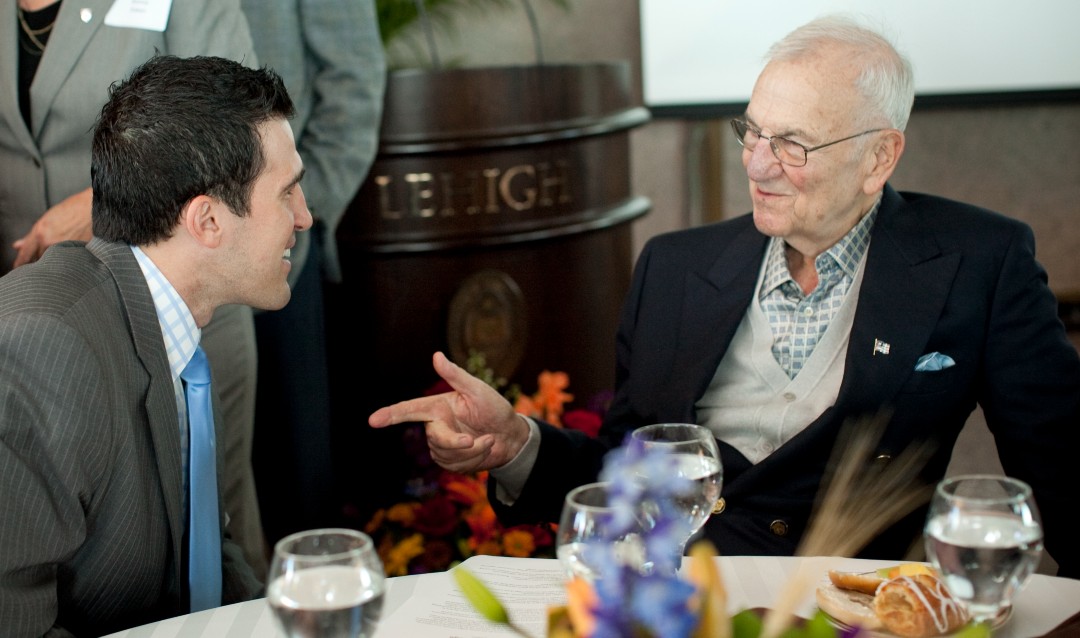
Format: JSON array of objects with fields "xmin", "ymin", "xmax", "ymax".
[
  {"xmin": 294, "ymin": 186, "xmax": 313, "ymax": 231},
  {"xmin": 745, "ymin": 138, "xmax": 783, "ymax": 182}
]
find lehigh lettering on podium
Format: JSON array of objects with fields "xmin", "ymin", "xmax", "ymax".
[{"xmin": 375, "ymin": 159, "xmax": 573, "ymax": 220}]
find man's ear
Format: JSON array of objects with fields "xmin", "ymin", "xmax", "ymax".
[
  {"xmin": 862, "ymin": 129, "xmax": 905, "ymax": 195},
  {"xmin": 180, "ymin": 195, "xmax": 225, "ymax": 248}
]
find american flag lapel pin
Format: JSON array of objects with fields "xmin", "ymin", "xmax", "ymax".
[{"xmin": 873, "ymin": 338, "xmax": 891, "ymax": 356}]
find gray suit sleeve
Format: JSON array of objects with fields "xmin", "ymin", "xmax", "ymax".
[
  {"xmin": 293, "ymin": 0, "xmax": 386, "ymax": 281},
  {"xmin": 0, "ymin": 318, "xmax": 109, "ymax": 638}
]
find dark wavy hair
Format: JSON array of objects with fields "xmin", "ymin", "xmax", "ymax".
[{"xmin": 91, "ymin": 55, "xmax": 294, "ymax": 245}]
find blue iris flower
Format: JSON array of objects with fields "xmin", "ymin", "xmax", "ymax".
[{"xmin": 582, "ymin": 440, "xmax": 704, "ymax": 636}]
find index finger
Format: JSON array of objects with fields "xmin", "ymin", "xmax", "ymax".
[{"xmin": 368, "ymin": 394, "xmax": 448, "ymax": 428}]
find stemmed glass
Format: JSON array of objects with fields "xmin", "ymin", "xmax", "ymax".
[
  {"xmin": 556, "ymin": 481, "xmax": 648, "ymax": 581},
  {"xmin": 267, "ymin": 528, "xmax": 386, "ymax": 638},
  {"xmin": 924, "ymin": 475, "xmax": 1044, "ymax": 626},
  {"xmin": 630, "ymin": 423, "xmax": 723, "ymax": 557}
]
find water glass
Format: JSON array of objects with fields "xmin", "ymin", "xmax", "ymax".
[
  {"xmin": 556, "ymin": 481, "xmax": 647, "ymax": 581},
  {"xmin": 267, "ymin": 528, "xmax": 385, "ymax": 638},
  {"xmin": 924, "ymin": 475, "xmax": 1043, "ymax": 625},
  {"xmin": 630, "ymin": 423, "xmax": 723, "ymax": 551}
]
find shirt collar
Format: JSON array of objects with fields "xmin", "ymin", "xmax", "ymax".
[
  {"xmin": 759, "ymin": 200, "xmax": 879, "ymax": 298},
  {"xmin": 130, "ymin": 246, "xmax": 200, "ymax": 381}
]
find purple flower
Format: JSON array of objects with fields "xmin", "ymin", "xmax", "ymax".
[
  {"xmin": 577, "ymin": 441, "xmax": 706, "ymax": 636},
  {"xmin": 630, "ymin": 574, "xmax": 698, "ymax": 638}
]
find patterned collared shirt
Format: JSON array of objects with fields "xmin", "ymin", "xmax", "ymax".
[
  {"xmin": 131, "ymin": 246, "xmax": 201, "ymax": 516},
  {"xmin": 759, "ymin": 204, "xmax": 878, "ymax": 378}
]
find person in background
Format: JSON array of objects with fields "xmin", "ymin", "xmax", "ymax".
[
  {"xmin": 369, "ymin": 15, "xmax": 1080, "ymax": 577},
  {"xmin": 240, "ymin": 0, "xmax": 386, "ymax": 565},
  {"xmin": 0, "ymin": 0, "xmax": 265, "ymax": 578},
  {"xmin": 0, "ymin": 54, "xmax": 310, "ymax": 636}
]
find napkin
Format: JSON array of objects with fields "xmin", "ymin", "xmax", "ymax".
[{"xmin": 914, "ymin": 352, "xmax": 955, "ymax": 372}]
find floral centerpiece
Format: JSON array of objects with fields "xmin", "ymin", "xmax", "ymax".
[
  {"xmin": 453, "ymin": 420, "xmax": 993, "ymax": 638},
  {"xmin": 361, "ymin": 352, "xmax": 606, "ymax": 576}
]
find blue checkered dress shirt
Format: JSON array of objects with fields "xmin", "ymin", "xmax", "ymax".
[
  {"xmin": 759, "ymin": 205, "xmax": 877, "ymax": 378},
  {"xmin": 131, "ymin": 246, "xmax": 201, "ymax": 517}
]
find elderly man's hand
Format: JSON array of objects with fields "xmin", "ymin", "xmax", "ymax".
[
  {"xmin": 12, "ymin": 188, "xmax": 93, "ymax": 267},
  {"xmin": 369, "ymin": 352, "xmax": 531, "ymax": 474}
]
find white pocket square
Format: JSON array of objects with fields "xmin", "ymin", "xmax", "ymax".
[{"xmin": 915, "ymin": 352, "xmax": 955, "ymax": 371}]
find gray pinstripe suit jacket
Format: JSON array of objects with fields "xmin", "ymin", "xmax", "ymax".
[{"xmin": 0, "ymin": 239, "xmax": 260, "ymax": 637}]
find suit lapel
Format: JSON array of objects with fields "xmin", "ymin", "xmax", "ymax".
[
  {"xmin": 666, "ymin": 222, "xmax": 768, "ymax": 422},
  {"xmin": 29, "ymin": 0, "xmax": 111, "ymax": 138},
  {"xmin": 0, "ymin": 6, "xmax": 36, "ymax": 153},
  {"xmin": 87, "ymin": 239, "xmax": 186, "ymax": 564},
  {"xmin": 837, "ymin": 186, "xmax": 961, "ymax": 415}
]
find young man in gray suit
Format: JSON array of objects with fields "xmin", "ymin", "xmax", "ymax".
[
  {"xmin": 1, "ymin": 0, "xmax": 266, "ymax": 588},
  {"xmin": 0, "ymin": 55, "xmax": 311, "ymax": 636}
]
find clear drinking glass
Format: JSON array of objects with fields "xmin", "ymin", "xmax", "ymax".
[
  {"xmin": 556, "ymin": 481, "xmax": 648, "ymax": 581},
  {"xmin": 630, "ymin": 423, "xmax": 723, "ymax": 555},
  {"xmin": 924, "ymin": 475, "xmax": 1043, "ymax": 625},
  {"xmin": 267, "ymin": 528, "xmax": 385, "ymax": 638}
]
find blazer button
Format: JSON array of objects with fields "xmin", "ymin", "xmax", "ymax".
[
  {"xmin": 770, "ymin": 520, "xmax": 789, "ymax": 536},
  {"xmin": 712, "ymin": 497, "xmax": 726, "ymax": 515}
]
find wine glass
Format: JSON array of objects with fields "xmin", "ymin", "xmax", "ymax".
[
  {"xmin": 267, "ymin": 528, "xmax": 385, "ymax": 638},
  {"xmin": 924, "ymin": 475, "xmax": 1044, "ymax": 626},
  {"xmin": 630, "ymin": 423, "xmax": 723, "ymax": 555},
  {"xmin": 556, "ymin": 481, "xmax": 648, "ymax": 581}
]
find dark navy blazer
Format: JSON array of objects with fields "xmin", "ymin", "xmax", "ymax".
[{"xmin": 491, "ymin": 184, "xmax": 1080, "ymax": 577}]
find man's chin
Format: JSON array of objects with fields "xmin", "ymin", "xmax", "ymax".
[
  {"xmin": 752, "ymin": 208, "xmax": 787, "ymax": 238},
  {"xmin": 250, "ymin": 288, "xmax": 292, "ymax": 312}
]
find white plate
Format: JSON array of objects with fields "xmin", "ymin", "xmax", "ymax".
[{"xmin": 820, "ymin": 603, "xmax": 1011, "ymax": 637}]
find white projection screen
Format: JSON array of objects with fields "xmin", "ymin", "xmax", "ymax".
[{"xmin": 640, "ymin": 0, "xmax": 1080, "ymax": 118}]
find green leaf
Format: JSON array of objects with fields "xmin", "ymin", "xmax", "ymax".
[
  {"xmin": 803, "ymin": 611, "xmax": 840, "ymax": 638},
  {"xmin": 732, "ymin": 609, "xmax": 764, "ymax": 638},
  {"xmin": 453, "ymin": 567, "xmax": 510, "ymax": 625},
  {"xmin": 953, "ymin": 621, "xmax": 993, "ymax": 638}
]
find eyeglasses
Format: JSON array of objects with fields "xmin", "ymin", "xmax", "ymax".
[{"xmin": 730, "ymin": 118, "xmax": 885, "ymax": 167}]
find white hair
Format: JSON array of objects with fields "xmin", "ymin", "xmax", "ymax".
[{"xmin": 766, "ymin": 15, "xmax": 915, "ymax": 131}]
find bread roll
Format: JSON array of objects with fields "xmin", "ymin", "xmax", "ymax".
[
  {"xmin": 815, "ymin": 580, "xmax": 883, "ymax": 631},
  {"xmin": 874, "ymin": 574, "xmax": 969, "ymax": 638},
  {"xmin": 827, "ymin": 569, "xmax": 885, "ymax": 596}
]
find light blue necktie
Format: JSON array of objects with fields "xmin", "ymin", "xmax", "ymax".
[{"xmin": 181, "ymin": 345, "xmax": 222, "ymax": 612}]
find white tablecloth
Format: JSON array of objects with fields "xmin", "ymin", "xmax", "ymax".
[{"xmin": 103, "ymin": 555, "xmax": 1080, "ymax": 638}]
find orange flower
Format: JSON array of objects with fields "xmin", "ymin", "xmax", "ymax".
[
  {"xmin": 384, "ymin": 534, "xmax": 425, "ymax": 576},
  {"xmin": 502, "ymin": 529, "xmax": 536, "ymax": 557},
  {"xmin": 443, "ymin": 473, "xmax": 486, "ymax": 505},
  {"xmin": 535, "ymin": 370, "xmax": 573, "ymax": 425},
  {"xmin": 387, "ymin": 502, "xmax": 420, "ymax": 526},
  {"xmin": 464, "ymin": 502, "xmax": 498, "ymax": 546},
  {"xmin": 364, "ymin": 508, "xmax": 386, "ymax": 534},
  {"xmin": 473, "ymin": 539, "xmax": 502, "ymax": 556},
  {"xmin": 566, "ymin": 577, "xmax": 599, "ymax": 637}
]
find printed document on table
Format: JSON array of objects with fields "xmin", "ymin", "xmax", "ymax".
[{"xmin": 374, "ymin": 555, "xmax": 568, "ymax": 637}]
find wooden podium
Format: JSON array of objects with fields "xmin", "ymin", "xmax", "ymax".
[{"xmin": 327, "ymin": 63, "xmax": 650, "ymax": 517}]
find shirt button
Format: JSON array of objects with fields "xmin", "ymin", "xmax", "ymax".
[
  {"xmin": 802, "ymin": 307, "xmax": 814, "ymax": 317},
  {"xmin": 770, "ymin": 520, "xmax": 789, "ymax": 536},
  {"xmin": 783, "ymin": 392, "xmax": 796, "ymax": 402},
  {"xmin": 712, "ymin": 497, "xmax": 726, "ymax": 515}
]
